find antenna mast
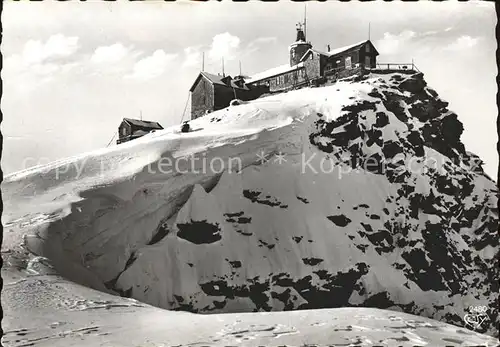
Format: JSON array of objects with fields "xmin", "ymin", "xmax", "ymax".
[
  {"xmin": 304, "ymin": 3, "xmax": 307, "ymax": 41},
  {"xmin": 368, "ymin": 22, "xmax": 371, "ymax": 40},
  {"xmin": 222, "ymin": 57, "xmax": 225, "ymax": 77},
  {"xmin": 202, "ymin": 52, "xmax": 205, "ymax": 71},
  {"xmin": 239, "ymin": 61, "xmax": 242, "ymax": 76}
]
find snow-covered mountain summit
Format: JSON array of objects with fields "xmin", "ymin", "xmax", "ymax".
[{"xmin": 3, "ymin": 71, "xmax": 498, "ymax": 338}]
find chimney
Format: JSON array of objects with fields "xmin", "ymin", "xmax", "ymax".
[{"xmin": 327, "ymin": 44, "xmax": 330, "ymax": 52}]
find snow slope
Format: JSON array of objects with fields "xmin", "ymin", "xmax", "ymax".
[
  {"xmin": 3, "ymin": 268, "xmax": 499, "ymax": 347},
  {"xmin": 3, "ymin": 71, "xmax": 499, "ymax": 343}
]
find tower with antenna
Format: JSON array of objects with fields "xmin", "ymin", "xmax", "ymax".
[{"xmin": 289, "ymin": 6, "xmax": 312, "ymax": 67}]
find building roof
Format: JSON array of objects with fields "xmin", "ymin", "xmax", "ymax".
[
  {"xmin": 245, "ymin": 62, "xmax": 304, "ymax": 84},
  {"xmin": 123, "ymin": 118, "xmax": 163, "ymax": 130},
  {"xmin": 131, "ymin": 130, "xmax": 151, "ymax": 137},
  {"xmin": 189, "ymin": 71, "xmax": 250, "ymax": 92},
  {"xmin": 245, "ymin": 40, "xmax": 379, "ymax": 85},
  {"xmin": 300, "ymin": 40, "xmax": 379, "ymax": 61}
]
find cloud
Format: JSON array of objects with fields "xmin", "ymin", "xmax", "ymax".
[
  {"xmin": 126, "ymin": 49, "xmax": 177, "ymax": 80},
  {"xmin": 421, "ymin": 30, "xmax": 440, "ymax": 37},
  {"xmin": 91, "ymin": 43, "xmax": 130, "ymax": 64},
  {"xmin": 250, "ymin": 37, "xmax": 277, "ymax": 45},
  {"xmin": 444, "ymin": 35, "xmax": 479, "ymax": 51},
  {"xmin": 376, "ymin": 30, "xmax": 416, "ymax": 55},
  {"xmin": 88, "ymin": 43, "xmax": 144, "ymax": 77},
  {"xmin": 182, "ymin": 46, "xmax": 203, "ymax": 68},
  {"xmin": 376, "ymin": 28, "xmax": 471, "ymax": 57},
  {"xmin": 182, "ymin": 34, "xmax": 274, "ymax": 70},
  {"xmin": 245, "ymin": 36, "xmax": 277, "ymax": 56},
  {"xmin": 22, "ymin": 34, "xmax": 79, "ymax": 65},
  {"xmin": 3, "ymin": 34, "xmax": 81, "ymax": 91},
  {"xmin": 208, "ymin": 32, "xmax": 240, "ymax": 61},
  {"xmin": 183, "ymin": 33, "xmax": 245, "ymax": 69}
]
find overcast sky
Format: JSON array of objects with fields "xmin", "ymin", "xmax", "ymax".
[{"xmin": 2, "ymin": 1, "xmax": 497, "ymax": 178}]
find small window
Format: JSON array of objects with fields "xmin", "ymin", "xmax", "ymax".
[
  {"xmin": 345, "ymin": 56, "xmax": 352, "ymax": 69},
  {"xmin": 122, "ymin": 127, "xmax": 127, "ymax": 136},
  {"xmin": 366, "ymin": 44, "xmax": 370, "ymax": 53},
  {"xmin": 353, "ymin": 51, "xmax": 359, "ymax": 64}
]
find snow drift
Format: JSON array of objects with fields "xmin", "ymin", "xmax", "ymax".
[{"xmin": 3, "ymin": 71, "xmax": 498, "ymax": 339}]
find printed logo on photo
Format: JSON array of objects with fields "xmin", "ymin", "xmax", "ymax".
[{"xmin": 463, "ymin": 306, "xmax": 489, "ymax": 330}]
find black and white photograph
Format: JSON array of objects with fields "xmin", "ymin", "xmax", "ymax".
[{"xmin": 1, "ymin": 1, "xmax": 499, "ymax": 346}]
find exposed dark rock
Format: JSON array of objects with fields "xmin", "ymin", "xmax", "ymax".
[
  {"xmin": 364, "ymin": 229, "xmax": 395, "ymax": 254},
  {"xmin": 382, "ymin": 92, "xmax": 408, "ymax": 124},
  {"xmin": 398, "ymin": 72, "xmax": 426, "ymax": 93},
  {"xmin": 368, "ymin": 89, "xmax": 384, "ymax": 99},
  {"xmin": 224, "ymin": 211, "xmax": 244, "ymax": 218},
  {"xmin": 327, "ymin": 214, "xmax": 352, "ymax": 227},
  {"xmin": 406, "ymin": 130, "xmax": 425, "ymax": 157},
  {"xmin": 302, "ymin": 257, "xmax": 324, "ymax": 266},
  {"xmin": 237, "ymin": 217, "xmax": 252, "ymax": 224},
  {"xmin": 176, "ymin": 220, "xmax": 222, "ymax": 244},
  {"xmin": 258, "ymin": 239, "xmax": 276, "ymax": 250},
  {"xmin": 309, "ymin": 101, "xmax": 378, "ymax": 154},
  {"xmin": 421, "ymin": 113, "xmax": 465, "ymax": 162},
  {"xmin": 365, "ymin": 128, "xmax": 384, "ymax": 148},
  {"xmin": 297, "ymin": 196, "xmax": 310, "ymax": 204},
  {"xmin": 235, "ymin": 229, "xmax": 253, "ymax": 236},
  {"xmin": 374, "ymin": 112, "xmax": 389, "ymax": 128},
  {"xmin": 243, "ymin": 189, "xmax": 287, "ymax": 208},
  {"xmin": 271, "ymin": 288, "xmax": 296, "ymax": 310},
  {"xmin": 361, "ymin": 291, "xmax": 395, "ymax": 309},
  {"xmin": 356, "ymin": 244, "xmax": 368, "ymax": 253},
  {"xmin": 228, "ymin": 260, "xmax": 242, "ymax": 268},
  {"xmin": 360, "ymin": 223, "xmax": 373, "ymax": 232},
  {"xmin": 148, "ymin": 222, "xmax": 170, "ymax": 245}
]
